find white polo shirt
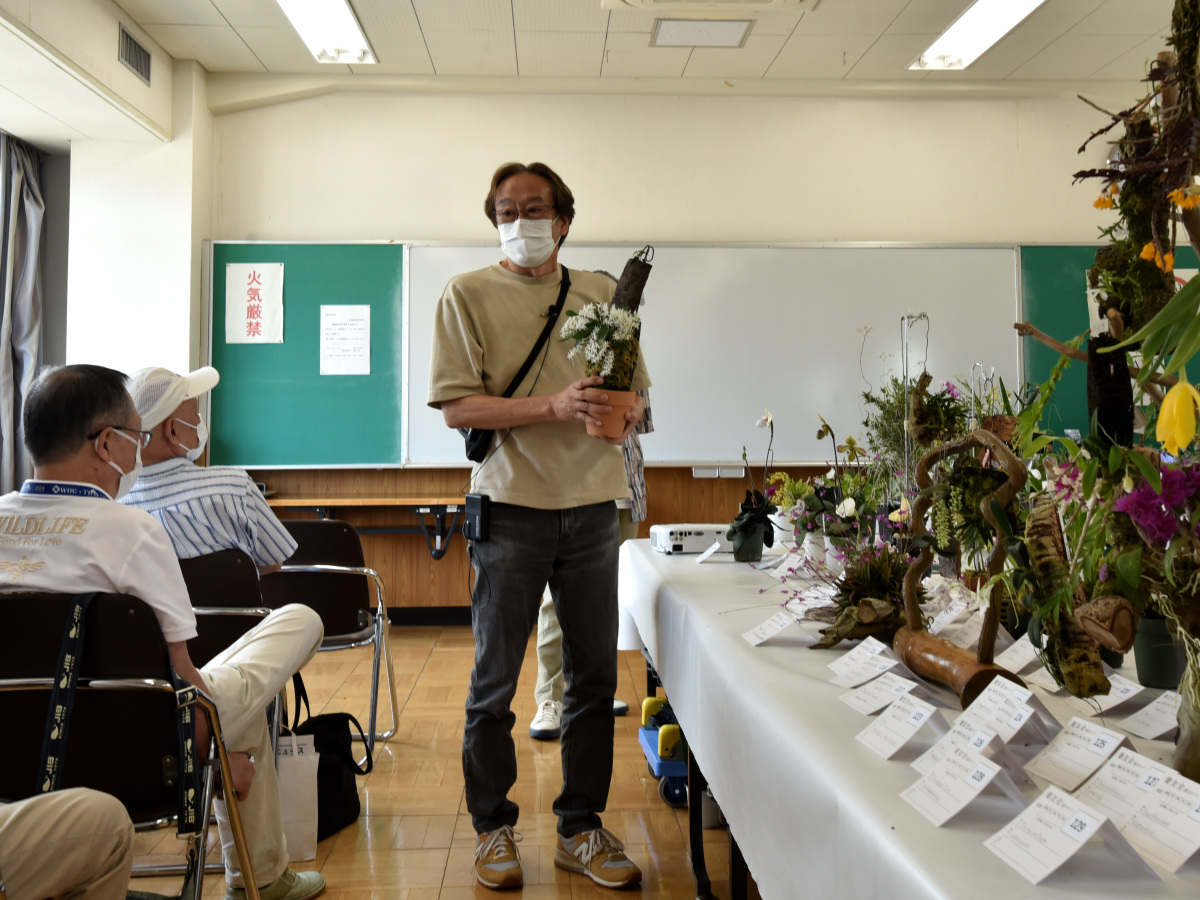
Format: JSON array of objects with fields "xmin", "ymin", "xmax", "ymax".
[{"xmin": 0, "ymin": 481, "xmax": 197, "ymax": 643}]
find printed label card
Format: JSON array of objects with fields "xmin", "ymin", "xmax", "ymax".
[
  {"xmin": 786, "ymin": 582, "xmax": 838, "ymax": 617},
  {"xmin": 902, "ymin": 743, "xmax": 1027, "ymax": 826},
  {"xmin": 855, "ymin": 693, "xmax": 946, "ymax": 759},
  {"xmin": 912, "ymin": 712, "xmax": 1034, "ymax": 788},
  {"xmin": 945, "ymin": 612, "xmax": 1012, "ymax": 653},
  {"xmin": 828, "ymin": 636, "xmax": 898, "ymax": 688},
  {"xmin": 985, "ymin": 786, "xmax": 1158, "ymax": 884},
  {"xmin": 1065, "ymin": 672, "xmax": 1145, "ymax": 717},
  {"xmin": 742, "ymin": 610, "xmax": 796, "ymax": 646},
  {"xmin": 1117, "ymin": 690, "xmax": 1182, "ymax": 740},
  {"xmin": 1078, "ymin": 747, "xmax": 1200, "ymax": 872},
  {"xmin": 1024, "ymin": 665, "xmax": 1066, "ymax": 694},
  {"xmin": 927, "ymin": 598, "xmax": 970, "ymax": 636},
  {"xmin": 993, "ymin": 635, "xmax": 1041, "ymax": 674},
  {"xmin": 1024, "ymin": 717, "xmax": 1131, "ymax": 791},
  {"xmin": 838, "ymin": 671, "xmax": 920, "ymax": 715},
  {"xmin": 965, "ymin": 677, "xmax": 1060, "ymax": 743}
]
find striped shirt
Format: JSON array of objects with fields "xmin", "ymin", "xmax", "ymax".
[
  {"xmin": 621, "ymin": 389, "xmax": 653, "ymax": 523},
  {"xmin": 121, "ymin": 458, "xmax": 297, "ymax": 566}
]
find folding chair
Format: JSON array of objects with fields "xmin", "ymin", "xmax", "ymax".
[
  {"xmin": 260, "ymin": 519, "xmax": 397, "ymax": 753},
  {"xmin": 0, "ymin": 592, "xmax": 260, "ymax": 900}
]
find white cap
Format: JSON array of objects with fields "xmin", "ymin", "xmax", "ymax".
[{"xmin": 129, "ymin": 366, "xmax": 220, "ymax": 429}]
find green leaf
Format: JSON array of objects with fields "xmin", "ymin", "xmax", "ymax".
[
  {"xmin": 1108, "ymin": 444, "xmax": 1121, "ymax": 475},
  {"xmin": 1114, "ymin": 546, "xmax": 1142, "ymax": 589},
  {"xmin": 1164, "ymin": 538, "xmax": 1181, "ymax": 586},
  {"xmin": 1128, "ymin": 451, "xmax": 1161, "ymax": 493},
  {"xmin": 1105, "ymin": 272, "xmax": 1200, "ymax": 353},
  {"xmin": 1081, "ymin": 457, "xmax": 1099, "ymax": 501},
  {"xmin": 989, "ymin": 498, "xmax": 1013, "ymax": 537},
  {"xmin": 1165, "ymin": 312, "xmax": 1200, "ymax": 375}
]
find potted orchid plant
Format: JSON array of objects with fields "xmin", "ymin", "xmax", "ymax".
[
  {"xmin": 559, "ymin": 301, "xmax": 642, "ymax": 438},
  {"xmin": 727, "ymin": 410, "xmax": 779, "ymax": 562}
]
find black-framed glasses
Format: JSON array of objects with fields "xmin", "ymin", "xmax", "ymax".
[
  {"xmin": 87, "ymin": 424, "xmax": 152, "ymax": 448},
  {"xmin": 495, "ymin": 204, "xmax": 556, "ymax": 224}
]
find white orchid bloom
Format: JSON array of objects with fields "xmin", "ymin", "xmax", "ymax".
[
  {"xmin": 757, "ymin": 408, "xmax": 773, "ymax": 428},
  {"xmin": 835, "ymin": 497, "xmax": 857, "ymax": 518}
]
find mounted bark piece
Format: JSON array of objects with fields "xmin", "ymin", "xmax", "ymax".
[
  {"xmin": 1076, "ymin": 594, "xmax": 1138, "ymax": 653},
  {"xmin": 1025, "ymin": 494, "xmax": 1111, "ymax": 698},
  {"xmin": 1087, "ymin": 334, "xmax": 1135, "ymax": 445},
  {"xmin": 610, "ymin": 245, "xmax": 654, "ymax": 313},
  {"xmin": 894, "ymin": 429, "xmax": 1028, "ymax": 708}
]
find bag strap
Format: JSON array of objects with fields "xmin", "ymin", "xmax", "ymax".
[
  {"xmin": 38, "ymin": 594, "xmax": 201, "ymax": 838},
  {"xmin": 38, "ymin": 592, "xmax": 98, "ymax": 793},
  {"xmin": 500, "ymin": 265, "xmax": 571, "ymax": 399},
  {"xmin": 289, "ymin": 673, "xmax": 373, "ymax": 776}
]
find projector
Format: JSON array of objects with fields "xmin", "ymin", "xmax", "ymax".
[{"xmin": 649, "ymin": 524, "xmax": 732, "ymax": 554}]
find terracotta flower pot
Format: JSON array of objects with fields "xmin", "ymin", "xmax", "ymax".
[{"xmin": 586, "ymin": 389, "xmax": 637, "ymax": 439}]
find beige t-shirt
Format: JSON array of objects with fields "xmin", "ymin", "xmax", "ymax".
[{"xmin": 428, "ymin": 263, "xmax": 652, "ymax": 509}]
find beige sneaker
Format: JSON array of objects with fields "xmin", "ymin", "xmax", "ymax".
[
  {"xmin": 474, "ymin": 825, "xmax": 523, "ymax": 890},
  {"xmin": 223, "ymin": 867, "xmax": 325, "ymax": 900},
  {"xmin": 555, "ymin": 827, "xmax": 641, "ymax": 889}
]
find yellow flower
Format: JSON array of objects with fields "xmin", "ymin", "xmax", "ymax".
[
  {"xmin": 1093, "ymin": 195, "xmax": 1115, "ymax": 209},
  {"xmin": 1169, "ymin": 188, "xmax": 1200, "ymax": 210},
  {"xmin": 1140, "ymin": 242, "xmax": 1174, "ymax": 271},
  {"xmin": 1141, "ymin": 242, "xmax": 1157, "ymax": 261},
  {"xmin": 1156, "ymin": 378, "xmax": 1200, "ymax": 456}
]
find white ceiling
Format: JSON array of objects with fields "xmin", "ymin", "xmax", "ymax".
[
  {"xmin": 0, "ymin": 0, "xmax": 1180, "ymax": 153},
  {"xmin": 115, "ymin": 0, "xmax": 1174, "ymax": 82}
]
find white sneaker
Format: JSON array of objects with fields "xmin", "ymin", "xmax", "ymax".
[{"xmin": 529, "ymin": 699, "xmax": 563, "ymax": 740}]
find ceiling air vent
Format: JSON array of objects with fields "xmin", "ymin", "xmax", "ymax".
[
  {"xmin": 601, "ymin": 0, "xmax": 819, "ymax": 11},
  {"xmin": 118, "ymin": 24, "xmax": 151, "ymax": 86}
]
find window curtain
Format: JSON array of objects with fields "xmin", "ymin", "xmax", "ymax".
[{"xmin": 0, "ymin": 131, "xmax": 44, "ymax": 493}]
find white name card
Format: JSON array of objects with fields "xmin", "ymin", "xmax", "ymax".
[
  {"xmin": 1078, "ymin": 748, "xmax": 1200, "ymax": 873},
  {"xmin": 838, "ymin": 671, "xmax": 919, "ymax": 715},
  {"xmin": 1117, "ymin": 690, "xmax": 1182, "ymax": 740},
  {"xmin": 912, "ymin": 711, "xmax": 1033, "ymax": 788},
  {"xmin": 828, "ymin": 636, "xmax": 898, "ymax": 688},
  {"xmin": 902, "ymin": 743, "xmax": 1026, "ymax": 826},
  {"xmin": 1065, "ymin": 672, "xmax": 1145, "ymax": 717},
  {"xmin": 985, "ymin": 786, "xmax": 1157, "ymax": 884},
  {"xmin": 855, "ymin": 693, "xmax": 944, "ymax": 759},
  {"xmin": 1024, "ymin": 665, "xmax": 1065, "ymax": 694},
  {"xmin": 1025, "ymin": 716, "xmax": 1130, "ymax": 791},
  {"xmin": 993, "ymin": 635, "xmax": 1041, "ymax": 674},
  {"xmin": 965, "ymin": 677, "xmax": 1057, "ymax": 743},
  {"xmin": 927, "ymin": 598, "xmax": 970, "ymax": 635},
  {"xmin": 742, "ymin": 610, "xmax": 796, "ymax": 646}
]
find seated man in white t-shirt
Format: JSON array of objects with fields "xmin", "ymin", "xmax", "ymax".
[
  {"xmin": 0, "ymin": 364, "xmax": 326, "ymax": 900},
  {"xmin": 121, "ymin": 366, "xmax": 298, "ymax": 575}
]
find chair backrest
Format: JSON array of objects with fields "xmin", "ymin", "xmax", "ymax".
[
  {"xmin": 261, "ymin": 520, "xmax": 372, "ymax": 636},
  {"xmin": 0, "ymin": 593, "xmax": 181, "ymax": 825},
  {"xmin": 178, "ymin": 548, "xmax": 267, "ymax": 667},
  {"xmin": 279, "ymin": 519, "xmax": 366, "ymax": 568}
]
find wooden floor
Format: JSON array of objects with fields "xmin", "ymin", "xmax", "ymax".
[{"xmin": 134, "ymin": 625, "xmax": 755, "ymax": 899}]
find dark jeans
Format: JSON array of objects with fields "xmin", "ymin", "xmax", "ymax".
[{"xmin": 463, "ymin": 501, "xmax": 620, "ymax": 837}]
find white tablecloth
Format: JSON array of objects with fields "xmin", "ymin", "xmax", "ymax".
[{"xmin": 618, "ymin": 540, "xmax": 1200, "ymax": 900}]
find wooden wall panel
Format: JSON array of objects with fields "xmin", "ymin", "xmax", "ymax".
[{"xmin": 251, "ymin": 466, "xmax": 824, "ymax": 607}]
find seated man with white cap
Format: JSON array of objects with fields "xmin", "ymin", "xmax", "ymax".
[{"xmin": 121, "ymin": 366, "xmax": 297, "ymax": 574}]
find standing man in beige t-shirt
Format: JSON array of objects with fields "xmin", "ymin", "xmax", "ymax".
[{"xmin": 427, "ymin": 162, "xmax": 650, "ymax": 891}]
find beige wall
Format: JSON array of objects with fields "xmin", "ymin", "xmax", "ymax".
[{"xmin": 212, "ymin": 90, "xmax": 1115, "ymax": 245}]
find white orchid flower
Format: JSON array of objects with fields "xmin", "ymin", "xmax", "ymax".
[
  {"xmin": 826, "ymin": 468, "xmax": 837, "ymax": 480},
  {"xmin": 835, "ymin": 497, "xmax": 857, "ymax": 518},
  {"xmin": 757, "ymin": 408, "xmax": 773, "ymax": 428}
]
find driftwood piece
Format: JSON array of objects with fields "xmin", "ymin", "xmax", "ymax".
[
  {"xmin": 1013, "ymin": 322, "xmax": 1178, "ymax": 391},
  {"xmin": 894, "ymin": 430, "xmax": 1028, "ymax": 707},
  {"xmin": 1076, "ymin": 594, "xmax": 1138, "ymax": 653}
]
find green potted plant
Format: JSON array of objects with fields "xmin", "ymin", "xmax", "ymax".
[
  {"xmin": 728, "ymin": 411, "xmax": 779, "ymax": 562},
  {"xmin": 559, "ymin": 301, "xmax": 642, "ymax": 438}
]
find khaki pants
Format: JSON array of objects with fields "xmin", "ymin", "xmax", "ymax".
[
  {"xmin": 202, "ymin": 604, "xmax": 323, "ymax": 889},
  {"xmin": 0, "ymin": 788, "xmax": 133, "ymax": 900}
]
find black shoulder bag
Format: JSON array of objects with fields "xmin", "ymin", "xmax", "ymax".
[
  {"xmin": 460, "ymin": 266, "xmax": 571, "ymax": 462},
  {"xmin": 288, "ymin": 672, "xmax": 373, "ymax": 841}
]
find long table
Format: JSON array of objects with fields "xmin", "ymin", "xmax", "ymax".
[
  {"xmin": 267, "ymin": 494, "xmax": 463, "ymax": 559},
  {"xmin": 617, "ymin": 540, "xmax": 1200, "ymax": 900}
]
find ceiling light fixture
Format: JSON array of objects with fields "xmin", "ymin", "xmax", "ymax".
[
  {"xmin": 909, "ymin": 0, "xmax": 1048, "ymax": 71},
  {"xmin": 652, "ymin": 19, "xmax": 752, "ymax": 48},
  {"xmin": 276, "ymin": 0, "xmax": 376, "ymax": 64}
]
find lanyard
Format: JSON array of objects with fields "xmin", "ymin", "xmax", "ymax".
[{"xmin": 20, "ymin": 481, "xmax": 107, "ymax": 499}]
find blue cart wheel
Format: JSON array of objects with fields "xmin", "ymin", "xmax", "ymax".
[{"xmin": 659, "ymin": 776, "xmax": 688, "ymax": 808}]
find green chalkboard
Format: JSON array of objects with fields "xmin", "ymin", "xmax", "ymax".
[
  {"xmin": 1019, "ymin": 244, "xmax": 1199, "ymax": 439},
  {"xmin": 209, "ymin": 243, "xmax": 404, "ymax": 467}
]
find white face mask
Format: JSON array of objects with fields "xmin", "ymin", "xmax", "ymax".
[
  {"xmin": 176, "ymin": 414, "xmax": 208, "ymax": 462},
  {"xmin": 498, "ymin": 216, "xmax": 558, "ymax": 268},
  {"xmin": 101, "ymin": 428, "xmax": 143, "ymax": 500}
]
